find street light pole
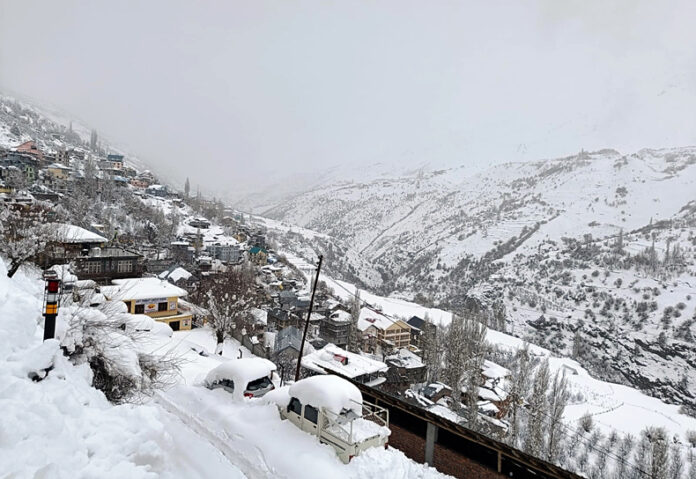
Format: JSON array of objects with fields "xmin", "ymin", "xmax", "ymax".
[{"xmin": 294, "ymin": 255, "xmax": 323, "ymax": 382}]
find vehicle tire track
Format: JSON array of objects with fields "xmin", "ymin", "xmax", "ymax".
[{"xmin": 155, "ymin": 392, "xmax": 279, "ymax": 479}]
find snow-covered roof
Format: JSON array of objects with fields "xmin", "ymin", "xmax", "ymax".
[
  {"xmin": 204, "ymin": 358, "xmax": 276, "ymax": 400},
  {"xmin": 159, "ymin": 266, "xmax": 192, "ymax": 282},
  {"xmin": 102, "ymin": 277, "xmax": 188, "ymax": 301},
  {"xmin": 53, "ymin": 224, "xmax": 107, "ymax": 243},
  {"xmin": 301, "ymin": 344, "xmax": 388, "ymax": 379},
  {"xmin": 385, "ymin": 348, "xmax": 424, "ymax": 369},
  {"xmin": 250, "ymin": 308, "xmax": 267, "ymax": 326},
  {"xmin": 329, "ymin": 310, "xmax": 352, "ymax": 323},
  {"xmin": 289, "ymin": 375, "xmax": 363, "ymax": 416},
  {"xmin": 482, "ymin": 360, "xmax": 510, "ymax": 380},
  {"xmin": 358, "ymin": 307, "xmax": 399, "ymax": 331}
]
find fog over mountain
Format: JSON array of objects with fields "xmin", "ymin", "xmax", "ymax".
[{"xmin": 2, "ymin": 1, "xmax": 696, "ymax": 199}]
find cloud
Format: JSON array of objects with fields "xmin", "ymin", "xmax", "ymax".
[{"xmin": 1, "ymin": 0, "xmax": 694, "ymax": 200}]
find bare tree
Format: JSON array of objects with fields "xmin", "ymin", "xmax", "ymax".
[
  {"xmin": 669, "ymin": 441, "xmax": 684, "ymax": 479},
  {"xmin": 347, "ymin": 287, "xmax": 361, "ymax": 352},
  {"xmin": 507, "ymin": 343, "xmax": 533, "ymax": 448},
  {"xmin": 0, "ymin": 204, "xmax": 51, "ymax": 277},
  {"xmin": 443, "ymin": 314, "xmax": 487, "ymax": 424},
  {"xmin": 547, "ymin": 369, "xmax": 570, "ymax": 463},
  {"xmin": 205, "ymin": 262, "xmax": 262, "ymax": 355},
  {"xmin": 613, "ymin": 434, "xmax": 634, "ymax": 479},
  {"xmin": 525, "ymin": 359, "xmax": 550, "ymax": 458},
  {"xmin": 421, "ymin": 314, "xmax": 444, "ymax": 384}
]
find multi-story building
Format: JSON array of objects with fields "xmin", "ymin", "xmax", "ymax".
[
  {"xmin": 319, "ymin": 310, "xmax": 352, "ymax": 348},
  {"xmin": 358, "ymin": 307, "xmax": 411, "ymax": 352},
  {"xmin": 102, "ymin": 277, "xmax": 193, "ymax": 331}
]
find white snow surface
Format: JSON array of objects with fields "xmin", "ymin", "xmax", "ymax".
[
  {"xmin": 103, "ymin": 277, "xmax": 188, "ymax": 300},
  {"xmin": 0, "ymin": 259, "xmax": 245, "ymax": 479},
  {"xmin": 53, "ymin": 223, "xmax": 108, "ymax": 243},
  {"xmin": 159, "ymin": 266, "xmax": 192, "ymax": 282}
]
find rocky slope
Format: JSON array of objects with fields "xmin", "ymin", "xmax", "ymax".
[{"xmin": 252, "ymin": 148, "xmax": 696, "ymax": 405}]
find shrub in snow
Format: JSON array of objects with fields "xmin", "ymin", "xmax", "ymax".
[
  {"xmin": 579, "ymin": 412, "xmax": 594, "ymax": 433},
  {"xmin": 61, "ymin": 305, "xmax": 180, "ymax": 403}
]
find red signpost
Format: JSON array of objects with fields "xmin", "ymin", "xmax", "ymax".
[{"xmin": 42, "ymin": 270, "xmax": 61, "ymax": 341}]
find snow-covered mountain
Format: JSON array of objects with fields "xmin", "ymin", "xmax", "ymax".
[{"xmin": 248, "ymin": 148, "xmax": 696, "ymax": 406}]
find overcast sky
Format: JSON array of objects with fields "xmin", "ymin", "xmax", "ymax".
[{"xmin": 1, "ymin": 1, "xmax": 695, "ymax": 197}]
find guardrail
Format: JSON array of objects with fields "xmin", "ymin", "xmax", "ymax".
[{"xmin": 348, "ymin": 379, "xmax": 583, "ymax": 479}]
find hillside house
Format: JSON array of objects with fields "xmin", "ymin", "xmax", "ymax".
[
  {"xmin": 146, "ymin": 184, "xmax": 168, "ymax": 197},
  {"xmin": 319, "ymin": 309, "xmax": 352, "ymax": 348},
  {"xmin": 208, "ymin": 242, "xmax": 242, "ymax": 264},
  {"xmin": 105, "ymin": 154, "xmax": 124, "ymax": 170},
  {"xmin": 249, "ymin": 246, "xmax": 268, "ymax": 265},
  {"xmin": 385, "ymin": 348, "xmax": 426, "ymax": 387},
  {"xmin": 15, "ymin": 140, "xmax": 45, "ymax": 161},
  {"xmin": 73, "ymin": 247, "xmax": 144, "ymax": 283},
  {"xmin": 406, "ymin": 315, "xmax": 437, "ymax": 349},
  {"xmin": 102, "ymin": 277, "xmax": 193, "ymax": 331},
  {"xmin": 1, "ymin": 152, "xmax": 39, "ymax": 183},
  {"xmin": 358, "ymin": 307, "xmax": 411, "ymax": 353},
  {"xmin": 45, "ymin": 224, "xmax": 108, "ymax": 262}
]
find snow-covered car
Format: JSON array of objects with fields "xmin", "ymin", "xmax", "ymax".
[
  {"xmin": 275, "ymin": 375, "xmax": 390, "ymax": 463},
  {"xmin": 204, "ymin": 358, "xmax": 277, "ymax": 399}
]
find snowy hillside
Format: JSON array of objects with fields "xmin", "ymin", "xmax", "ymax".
[{"xmin": 248, "ymin": 148, "xmax": 696, "ymax": 406}]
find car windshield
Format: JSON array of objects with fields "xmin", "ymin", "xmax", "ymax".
[{"xmin": 246, "ymin": 376, "xmax": 272, "ymax": 391}]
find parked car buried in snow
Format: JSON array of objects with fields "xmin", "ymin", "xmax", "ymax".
[
  {"xmin": 274, "ymin": 375, "xmax": 390, "ymax": 463},
  {"xmin": 204, "ymin": 358, "xmax": 277, "ymax": 399}
]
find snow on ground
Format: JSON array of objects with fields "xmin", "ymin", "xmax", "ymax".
[
  {"xmin": 0, "ymin": 260, "xmax": 246, "ymax": 479},
  {"xmin": 140, "ymin": 327, "xmax": 451, "ymax": 479},
  {"xmin": 0, "ymin": 257, "xmax": 450, "ymax": 478}
]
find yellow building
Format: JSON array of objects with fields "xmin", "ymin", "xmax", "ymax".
[
  {"xmin": 103, "ymin": 277, "xmax": 193, "ymax": 331},
  {"xmin": 46, "ymin": 163, "xmax": 71, "ymax": 180}
]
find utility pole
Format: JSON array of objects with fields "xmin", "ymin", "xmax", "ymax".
[{"xmin": 294, "ymin": 255, "xmax": 323, "ymax": 382}]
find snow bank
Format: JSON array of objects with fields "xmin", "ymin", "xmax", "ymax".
[
  {"xmin": 0, "ymin": 258, "xmax": 246, "ymax": 479},
  {"xmin": 290, "ymin": 375, "xmax": 363, "ymax": 416}
]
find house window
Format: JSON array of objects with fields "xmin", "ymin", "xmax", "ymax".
[
  {"xmin": 87, "ymin": 261, "xmax": 102, "ymax": 274},
  {"xmin": 304, "ymin": 405, "xmax": 319, "ymax": 424},
  {"xmin": 117, "ymin": 260, "xmax": 133, "ymax": 273},
  {"xmin": 135, "ymin": 304, "xmax": 145, "ymax": 314},
  {"xmin": 158, "ymin": 302, "xmax": 168, "ymax": 312}
]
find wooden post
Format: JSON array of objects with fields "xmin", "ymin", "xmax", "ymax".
[{"xmin": 294, "ymin": 255, "xmax": 323, "ymax": 382}]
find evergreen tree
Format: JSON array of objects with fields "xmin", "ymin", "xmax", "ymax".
[{"xmin": 184, "ymin": 177, "xmax": 190, "ymax": 198}]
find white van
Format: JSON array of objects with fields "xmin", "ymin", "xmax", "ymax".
[
  {"xmin": 275, "ymin": 375, "xmax": 390, "ymax": 463},
  {"xmin": 204, "ymin": 358, "xmax": 277, "ymax": 399}
]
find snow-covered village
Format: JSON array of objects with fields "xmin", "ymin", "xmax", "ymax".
[{"xmin": 1, "ymin": 2, "xmax": 696, "ymax": 479}]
